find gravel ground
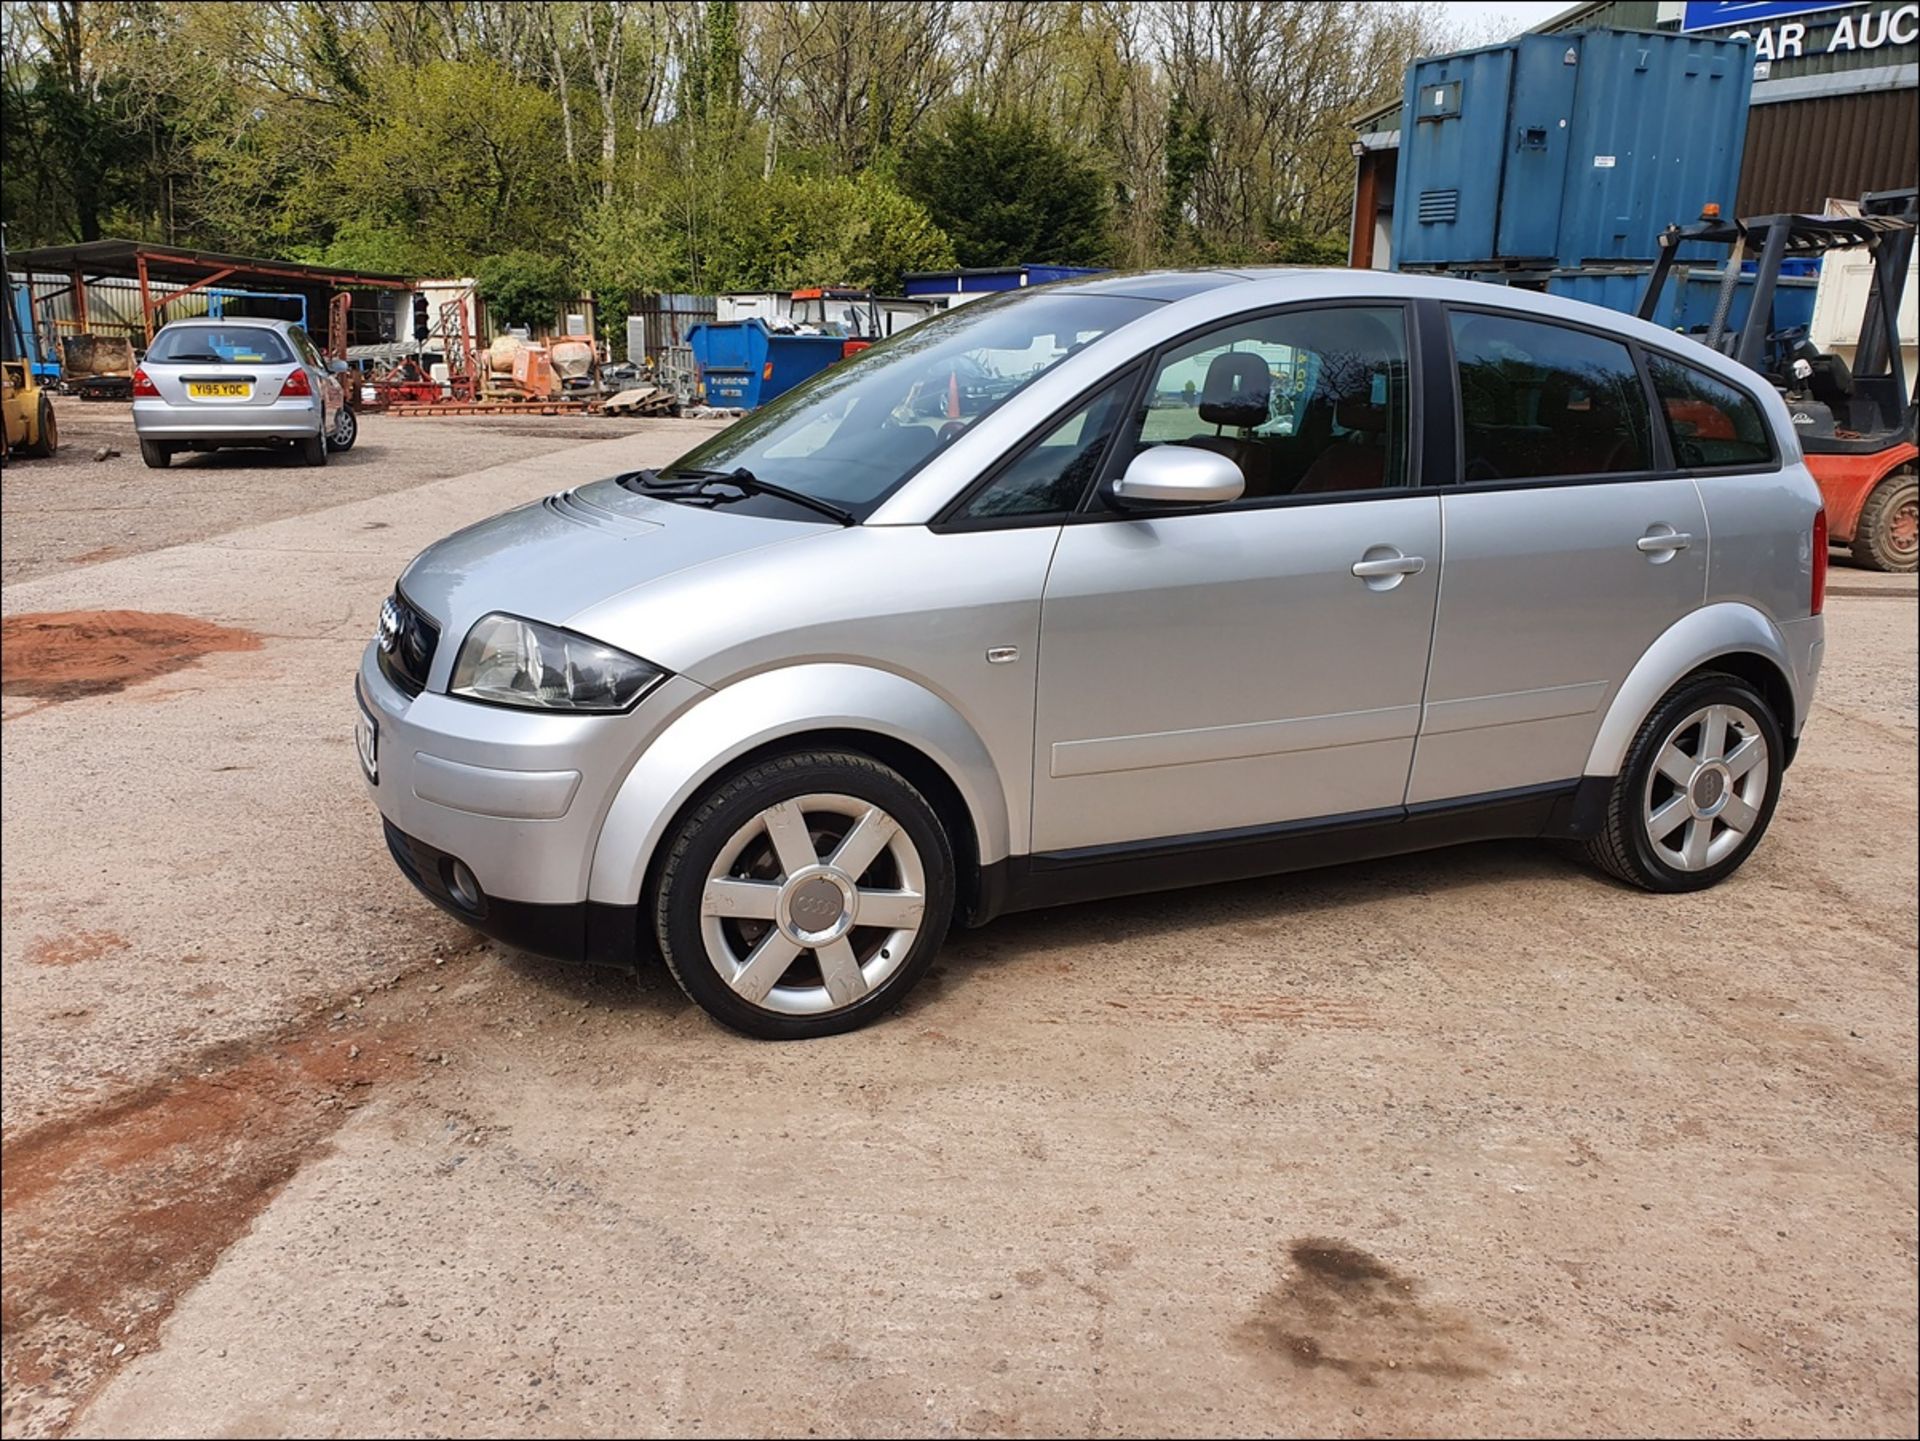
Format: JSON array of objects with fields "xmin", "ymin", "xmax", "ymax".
[
  {"xmin": 0, "ymin": 397, "xmax": 679, "ymax": 585},
  {"xmin": 1, "ymin": 405, "xmax": 1913, "ymax": 1438}
]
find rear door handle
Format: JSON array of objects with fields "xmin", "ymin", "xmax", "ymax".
[
  {"xmin": 1636, "ymin": 529, "xmax": 1693, "ymax": 554},
  {"xmin": 1351, "ymin": 555, "xmax": 1427, "ymax": 578}
]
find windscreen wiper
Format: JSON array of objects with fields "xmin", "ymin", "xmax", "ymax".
[{"xmin": 620, "ymin": 466, "xmax": 855, "ymax": 527}]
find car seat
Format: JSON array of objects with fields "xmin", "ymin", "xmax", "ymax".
[{"xmin": 1181, "ymin": 351, "xmax": 1273, "ymax": 497}]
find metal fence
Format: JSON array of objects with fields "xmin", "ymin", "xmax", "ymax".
[{"xmin": 627, "ymin": 293, "xmax": 715, "ymax": 364}]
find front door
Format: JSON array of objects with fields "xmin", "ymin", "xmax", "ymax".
[{"xmin": 1031, "ymin": 304, "xmax": 1441, "ymax": 854}]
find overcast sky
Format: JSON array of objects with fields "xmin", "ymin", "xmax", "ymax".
[{"xmin": 1430, "ymin": 0, "xmax": 1583, "ymax": 45}]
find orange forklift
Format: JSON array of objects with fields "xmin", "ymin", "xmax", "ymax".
[{"xmin": 1638, "ymin": 189, "xmax": 1917, "ymax": 572}]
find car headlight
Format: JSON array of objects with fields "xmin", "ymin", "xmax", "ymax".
[{"xmin": 448, "ymin": 613, "xmax": 665, "ymax": 712}]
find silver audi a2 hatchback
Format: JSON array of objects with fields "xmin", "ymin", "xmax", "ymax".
[{"xmin": 359, "ymin": 270, "xmax": 1826, "ymax": 1038}]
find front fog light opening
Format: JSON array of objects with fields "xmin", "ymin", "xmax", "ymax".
[{"xmin": 444, "ymin": 858, "xmax": 483, "ymax": 912}]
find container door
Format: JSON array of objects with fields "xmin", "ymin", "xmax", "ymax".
[
  {"xmin": 1392, "ymin": 47, "xmax": 1513, "ymax": 269},
  {"xmin": 1494, "ymin": 36, "xmax": 1578, "ymax": 263}
]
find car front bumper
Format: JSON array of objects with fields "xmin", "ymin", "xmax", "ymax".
[
  {"xmin": 134, "ymin": 395, "xmax": 321, "ymax": 440},
  {"xmin": 357, "ymin": 642, "xmax": 705, "ymax": 963}
]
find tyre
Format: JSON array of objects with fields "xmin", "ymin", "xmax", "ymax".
[
  {"xmin": 139, "ymin": 439, "xmax": 171, "ymax": 469},
  {"xmin": 22, "ymin": 396, "xmax": 57, "ymax": 457},
  {"xmin": 329, "ymin": 403, "xmax": 358, "ymax": 452},
  {"xmin": 653, "ymin": 749, "xmax": 956, "ymax": 1039},
  {"xmin": 298, "ymin": 430, "xmax": 328, "ymax": 467},
  {"xmin": 1584, "ymin": 670, "xmax": 1784, "ymax": 893},
  {"xmin": 1850, "ymin": 470, "xmax": 1917, "ymax": 574}
]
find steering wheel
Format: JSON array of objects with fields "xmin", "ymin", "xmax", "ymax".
[{"xmin": 937, "ymin": 419, "xmax": 969, "ymax": 445}]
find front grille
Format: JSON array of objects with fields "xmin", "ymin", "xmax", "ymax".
[{"xmin": 376, "ymin": 588, "xmax": 440, "ymax": 697}]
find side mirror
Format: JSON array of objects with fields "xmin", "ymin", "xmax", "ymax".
[
  {"xmin": 1107, "ymin": 445, "xmax": 1245, "ymax": 510},
  {"xmin": 328, "ymin": 358, "xmax": 350, "ymax": 375}
]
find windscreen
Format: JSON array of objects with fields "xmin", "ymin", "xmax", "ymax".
[
  {"xmin": 145, "ymin": 325, "xmax": 293, "ymax": 365},
  {"xmin": 665, "ymin": 291, "xmax": 1160, "ymax": 516}
]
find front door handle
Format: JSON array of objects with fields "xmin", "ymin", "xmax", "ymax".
[{"xmin": 1351, "ymin": 554, "xmax": 1427, "ymax": 578}]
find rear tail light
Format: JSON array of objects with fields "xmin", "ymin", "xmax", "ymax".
[
  {"xmin": 1811, "ymin": 508, "xmax": 1828, "ymax": 616},
  {"xmin": 131, "ymin": 368, "xmax": 158, "ymax": 398},
  {"xmin": 278, "ymin": 367, "xmax": 313, "ymax": 398}
]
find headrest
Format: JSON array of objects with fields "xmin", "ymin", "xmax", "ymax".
[
  {"xmin": 1334, "ymin": 399, "xmax": 1388, "ymax": 434},
  {"xmin": 1199, "ymin": 352, "xmax": 1270, "ymax": 428}
]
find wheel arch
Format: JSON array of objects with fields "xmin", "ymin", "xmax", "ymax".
[
  {"xmin": 1585, "ymin": 603, "xmax": 1800, "ymax": 778},
  {"xmin": 588, "ymin": 664, "xmax": 1010, "ymax": 914}
]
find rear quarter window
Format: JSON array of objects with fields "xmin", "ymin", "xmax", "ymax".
[{"xmin": 1645, "ymin": 352, "xmax": 1774, "ymax": 469}]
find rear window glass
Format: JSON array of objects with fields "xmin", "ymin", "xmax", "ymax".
[
  {"xmin": 1646, "ymin": 353, "xmax": 1773, "ymax": 468},
  {"xmin": 1449, "ymin": 311, "xmax": 1652, "ymax": 482},
  {"xmin": 146, "ymin": 325, "xmax": 293, "ymax": 365}
]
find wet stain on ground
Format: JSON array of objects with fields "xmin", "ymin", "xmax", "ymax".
[
  {"xmin": 1237, "ymin": 1238, "xmax": 1504, "ymax": 1387},
  {"xmin": 1, "ymin": 610, "xmax": 261, "ymax": 704}
]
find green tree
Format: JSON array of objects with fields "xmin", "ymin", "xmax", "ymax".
[
  {"xmin": 705, "ymin": 171, "xmax": 954, "ymax": 293},
  {"xmin": 900, "ymin": 106, "xmax": 1110, "ymax": 268},
  {"xmin": 475, "ymin": 250, "xmax": 575, "ymax": 329}
]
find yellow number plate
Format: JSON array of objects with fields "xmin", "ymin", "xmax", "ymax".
[{"xmin": 187, "ymin": 381, "xmax": 251, "ymax": 399}]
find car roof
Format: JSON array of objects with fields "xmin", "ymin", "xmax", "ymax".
[{"xmin": 156, "ymin": 316, "xmax": 298, "ymax": 331}]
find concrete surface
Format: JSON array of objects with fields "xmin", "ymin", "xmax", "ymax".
[
  {"xmin": 1, "ymin": 400, "xmax": 681, "ymax": 584},
  {"xmin": 2, "ymin": 405, "xmax": 1914, "ymax": 1438}
]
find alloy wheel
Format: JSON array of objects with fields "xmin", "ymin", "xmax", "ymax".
[
  {"xmin": 699, "ymin": 793, "xmax": 927, "ymax": 1015},
  {"xmin": 1642, "ymin": 702, "xmax": 1769, "ymax": 872}
]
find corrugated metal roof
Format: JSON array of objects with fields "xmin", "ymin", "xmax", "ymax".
[
  {"xmin": 5, "ymin": 239, "xmax": 413, "ymax": 289},
  {"xmin": 1737, "ymin": 84, "xmax": 1920, "ymax": 212}
]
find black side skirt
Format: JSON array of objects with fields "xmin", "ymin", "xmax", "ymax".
[{"xmin": 970, "ymin": 777, "xmax": 1611, "ymax": 925}]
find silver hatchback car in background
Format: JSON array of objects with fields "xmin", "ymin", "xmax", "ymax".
[
  {"xmin": 133, "ymin": 316, "xmax": 357, "ymax": 468},
  {"xmin": 357, "ymin": 269, "xmax": 1826, "ymax": 1039}
]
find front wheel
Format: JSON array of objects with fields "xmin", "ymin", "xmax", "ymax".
[
  {"xmin": 653, "ymin": 750, "xmax": 956, "ymax": 1039},
  {"xmin": 1851, "ymin": 470, "xmax": 1917, "ymax": 574},
  {"xmin": 22, "ymin": 396, "xmax": 57, "ymax": 457},
  {"xmin": 1584, "ymin": 671, "xmax": 1784, "ymax": 893}
]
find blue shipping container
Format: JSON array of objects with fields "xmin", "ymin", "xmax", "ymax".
[
  {"xmin": 1460, "ymin": 267, "xmax": 1817, "ymax": 338},
  {"xmin": 1394, "ymin": 28, "xmax": 1751, "ymax": 271},
  {"xmin": 688, "ymin": 319, "xmax": 848, "ymax": 408}
]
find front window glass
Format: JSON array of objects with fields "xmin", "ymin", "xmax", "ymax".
[
  {"xmin": 960, "ymin": 376, "xmax": 1134, "ymax": 521},
  {"xmin": 666, "ymin": 292, "xmax": 1158, "ymax": 517},
  {"xmin": 1126, "ymin": 305, "xmax": 1410, "ymax": 500},
  {"xmin": 1449, "ymin": 311, "xmax": 1652, "ymax": 481},
  {"xmin": 146, "ymin": 325, "xmax": 293, "ymax": 365}
]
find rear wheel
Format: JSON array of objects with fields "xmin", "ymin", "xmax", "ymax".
[
  {"xmin": 138, "ymin": 439, "xmax": 172, "ymax": 469},
  {"xmin": 1584, "ymin": 671, "xmax": 1783, "ymax": 893},
  {"xmin": 298, "ymin": 430, "xmax": 328, "ymax": 467},
  {"xmin": 329, "ymin": 403, "xmax": 358, "ymax": 452},
  {"xmin": 1851, "ymin": 470, "xmax": 1917, "ymax": 574},
  {"xmin": 653, "ymin": 750, "xmax": 955, "ymax": 1039},
  {"xmin": 22, "ymin": 396, "xmax": 57, "ymax": 457}
]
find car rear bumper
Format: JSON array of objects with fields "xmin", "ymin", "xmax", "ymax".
[{"xmin": 133, "ymin": 396, "xmax": 321, "ymax": 440}]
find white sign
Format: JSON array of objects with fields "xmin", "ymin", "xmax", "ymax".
[
  {"xmin": 1593, "ymin": 154, "xmax": 1618, "ymax": 167},
  {"xmin": 1731, "ymin": 3, "xmax": 1919, "ymax": 59}
]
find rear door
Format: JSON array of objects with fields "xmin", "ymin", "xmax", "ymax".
[{"xmin": 1409, "ymin": 304, "xmax": 1707, "ymax": 802}]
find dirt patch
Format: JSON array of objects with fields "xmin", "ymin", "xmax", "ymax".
[
  {"xmin": 0, "ymin": 963, "xmax": 464, "ymax": 1438},
  {"xmin": 1237, "ymin": 1237, "xmax": 1505, "ymax": 1387},
  {"xmin": 24, "ymin": 931, "xmax": 130, "ymax": 968},
  {"xmin": 65, "ymin": 546, "xmax": 131, "ymax": 567},
  {"xmin": 0, "ymin": 611, "xmax": 261, "ymax": 704}
]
